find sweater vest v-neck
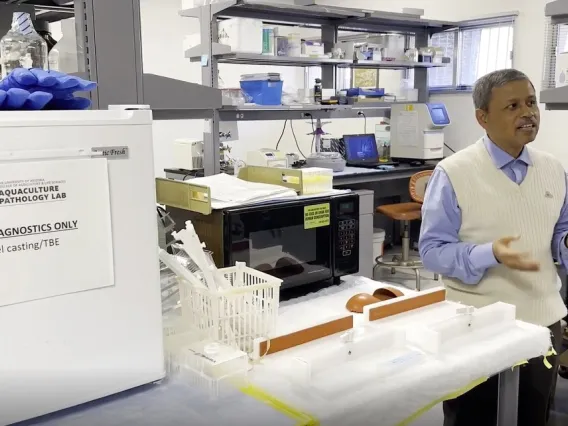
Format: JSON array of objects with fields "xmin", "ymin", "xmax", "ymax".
[{"xmin": 437, "ymin": 139, "xmax": 567, "ymax": 326}]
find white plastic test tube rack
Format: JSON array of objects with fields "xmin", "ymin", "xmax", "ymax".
[
  {"xmin": 406, "ymin": 302, "xmax": 517, "ymax": 354},
  {"xmin": 288, "ymin": 326, "xmax": 406, "ymax": 387}
]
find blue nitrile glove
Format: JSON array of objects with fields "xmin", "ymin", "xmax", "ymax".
[
  {"xmin": 0, "ymin": 88, "xmax": 53, "ymax": 110},
  {"xmin": 0, "ymin": 68, "xmax": 96, "ymax": 110},
  {"xmin": 0, "ymin": 68, "xmax": 97, "ymax": 93}
]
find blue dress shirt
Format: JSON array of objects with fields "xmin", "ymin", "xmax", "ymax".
[{"xmin": 419, "ymin": 137, "xmax": 568, "ymax": 285}]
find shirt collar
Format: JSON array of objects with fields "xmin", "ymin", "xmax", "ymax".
[{"xmin": 483, "ymin": 136, "xmax": 532, "ymax": 169}]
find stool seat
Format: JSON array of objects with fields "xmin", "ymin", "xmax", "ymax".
[{"xmin": 376, "ymin": 202, "xmax": 422, "ymax": 221}]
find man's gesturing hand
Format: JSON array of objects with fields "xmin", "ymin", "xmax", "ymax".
[{"xmin": 492, "ymin": 236, "xmax": 540, "ymax": 272}]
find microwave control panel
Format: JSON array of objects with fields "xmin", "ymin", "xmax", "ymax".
[
  {"xmin": 338, "ymin": 219, "xmax": 357, "ymax": 256},
  {"xmin": 333, "ymin": 197, "xmax": 359, "ymax": 276}
]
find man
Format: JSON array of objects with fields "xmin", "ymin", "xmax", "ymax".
[{"xmin": 419, "ymin": 68, "xmax": 567, "ymax": 426}]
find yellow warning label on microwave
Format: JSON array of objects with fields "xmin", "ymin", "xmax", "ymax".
[{"xmin": 304, "ymin": 203, "xmax": 330, "ymax": 229}]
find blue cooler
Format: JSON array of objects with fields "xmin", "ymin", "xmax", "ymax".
[{"xmin": 240, "ymin": 80, "xmax": 283, "ymax": 105}]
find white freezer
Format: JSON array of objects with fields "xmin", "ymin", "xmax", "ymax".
[{"xmin": 0, "ymin": 109, "xmax": 164, "ymax": 425}]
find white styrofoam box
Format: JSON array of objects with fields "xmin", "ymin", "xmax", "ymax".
[
  {"xmin": 406, "ymin": 302, "xmax": 517, "ymax": 354},
  {"xmin": 556, "ymin": 52, "xmax": 568, "ymax": 87},
  {"xmin": 0, "ymin": 110, "xmax": 164, "ymax": 425},
  {"xmin": 218, "ymin": 18, "xmax": 263, "ymax": 54}
]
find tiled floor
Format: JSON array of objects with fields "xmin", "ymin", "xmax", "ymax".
[{"xmin": 374, "ymin": 248, "xmax": 568, "ymax": 426}]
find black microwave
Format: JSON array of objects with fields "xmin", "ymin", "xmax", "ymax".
[{"xmin": 167, "ymin": 192, "xmax": 360, "ymax": 290}]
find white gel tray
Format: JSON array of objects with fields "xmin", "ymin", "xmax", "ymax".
[
  {"xmin": 271, "ymin": 326, "xmax": 424, "ymax": 397},
  {"xmin": 406, "ymin": 302, "xmax": 516, "ymax": 354}
]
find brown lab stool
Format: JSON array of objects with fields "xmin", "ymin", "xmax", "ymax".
[{"xmin": 373, "ymin": 170, "xmax": 439, "ymax": 290}]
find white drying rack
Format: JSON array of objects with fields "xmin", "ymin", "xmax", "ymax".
[
  {"xmin": 163, "ymin": 221, "xmax": 282, "ymax": 355},
  {"xmin": 179, "ymin": 262, "xmax": 282, "ymax": 354}
]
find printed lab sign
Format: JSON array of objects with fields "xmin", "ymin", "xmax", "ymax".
[
  {"xmin": 304, "ymin": 203, "xmax": 330, "ymax": 229},
  {"xmin": 0, "ymin": 158, "xmax": 114, "ymax": 307}
]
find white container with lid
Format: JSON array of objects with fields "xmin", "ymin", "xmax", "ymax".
[{"xmin": 373, "ymin": 228, "xmax": 386, "ymax": 262}]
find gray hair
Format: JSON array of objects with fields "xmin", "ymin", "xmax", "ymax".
[{"xmin": 472, "ymin": 69, "xmax": 532, "ymax": 111}]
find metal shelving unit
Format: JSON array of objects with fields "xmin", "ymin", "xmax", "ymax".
[
  {"xmin": 0, "ymin": 0, "xmax": 224, "ymax": 120},
  {"xmin": 186, "ymin": 51, "xmax": 449, "ymax": 69},
  {"xmin": 180, "ymin": 0, "xmax": 457, "ymax": 175},
  {"xmin": 0, "ymin": 0, "xmax": 456, "ymax": 176},
  {"xmin": 73, "ymin": 0, "xmax": 223, "ymax": 118},
  {"xmin": 218, "ymin": 103, "xmax": 394, "ymax": 121}
]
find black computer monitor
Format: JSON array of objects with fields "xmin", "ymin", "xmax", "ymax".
[{"xmin": 343, "ymin": 134, "xmax": 379, "ymax": 164}]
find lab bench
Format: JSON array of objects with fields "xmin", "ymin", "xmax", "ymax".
[
  {"xmin": 332, "ymin": 163, "xmax": 437, "ymax": 187},
  {"xmin": 163, "ymin": 162, "xmax": 438, "ymax": 187},
  {"xmin": 21, "ymin": 278, "xmax": 541, "ymax": 426}
]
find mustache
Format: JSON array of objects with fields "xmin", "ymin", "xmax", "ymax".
[{"xmin": 517, "ymin": 119, "xmax": 537, "ymax": 126}]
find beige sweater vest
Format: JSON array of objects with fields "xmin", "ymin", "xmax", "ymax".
[{"xmin": 438, "ymin": 139, "xmax": 567, "ymax": 326}]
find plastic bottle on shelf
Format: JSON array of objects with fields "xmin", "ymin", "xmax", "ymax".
[
  {"xmin": 287, "ymin": 33, "xmax": 301, "ymax": 57},
  {"xmin": 314, "ymin": 78, "xmax": 322, "ymax": 104},
  {"xmin": 376, "ymin": 120, "xmax": 391, "ymax": 162},
  {"xmin": 0, "ymin": 12, "xmax": 48, "ymax": 78}
]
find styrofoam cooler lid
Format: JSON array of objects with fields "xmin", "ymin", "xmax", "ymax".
[{"xmin": 373, "ymin": 228, "xmax": 386, "ymax": 240}]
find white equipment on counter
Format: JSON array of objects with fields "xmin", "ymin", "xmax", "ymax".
[
  {"xmin": 0, "ymin": 108, "xmax": 164, "ymax": 426},
  {"xmin": 390, "ymin": 103, "xmax": 450, "ymax": 160},
  {"xmin": 173, "ymin": 138, "xmax": 204, "ymax": 170},
  {"xmin": 247, "ymin": 148, "xmax": 288, "ymax": 168},
  {"xmin": 306, "ymin": 152, "xmax": 346, "ymax": 172}
]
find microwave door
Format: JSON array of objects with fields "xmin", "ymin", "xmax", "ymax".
[{"xmin": 225, "ymin": 204, "xmax": 333, "ymax": 289}]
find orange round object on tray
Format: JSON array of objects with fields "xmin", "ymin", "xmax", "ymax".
[
  {"xmin": 346, "ymin": 293, "xmax": 380, "ymax": 313},
  {"xmin": 373, "ymin": 286, "xmax": 404, "ymax": 301}
]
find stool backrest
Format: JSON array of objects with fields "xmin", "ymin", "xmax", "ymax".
[{"xmin": 409, "ymin": 170, "xmax": 433, "ymax": 203}]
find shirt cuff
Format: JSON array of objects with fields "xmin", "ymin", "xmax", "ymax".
[{"xmin": 470, "ymin": 242, "xmax": 499, "ymax": 271}]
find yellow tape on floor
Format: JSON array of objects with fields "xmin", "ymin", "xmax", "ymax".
[{"xmin": 239, "ymin": 384, "xmax": 319, "ymax": 426}]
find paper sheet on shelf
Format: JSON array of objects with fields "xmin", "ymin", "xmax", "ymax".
[
  {"xmin": 189, "ymin": 173, "xmax": 297, "ymax": 209},
  {"xmin": 190, "ymin": 173, "xmax": 350, "ymax": 210}
]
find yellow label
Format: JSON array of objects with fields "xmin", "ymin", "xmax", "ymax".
[
  {"xmin": 405, "ymin": 104, "xmax": 414, "ymax": 111},
  {"xmin": 304, "ymin": 203, "xmax": 330, "ymax": 229}
]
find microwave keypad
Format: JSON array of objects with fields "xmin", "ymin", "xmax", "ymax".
[{"xmin": 338, "ymin": 219, "xmax": 356, "ymax": 256}]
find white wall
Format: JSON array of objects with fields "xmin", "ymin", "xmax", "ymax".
[{"xmin": 141, "ymin": 0, "xmax": 390, "ymax": 177}]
